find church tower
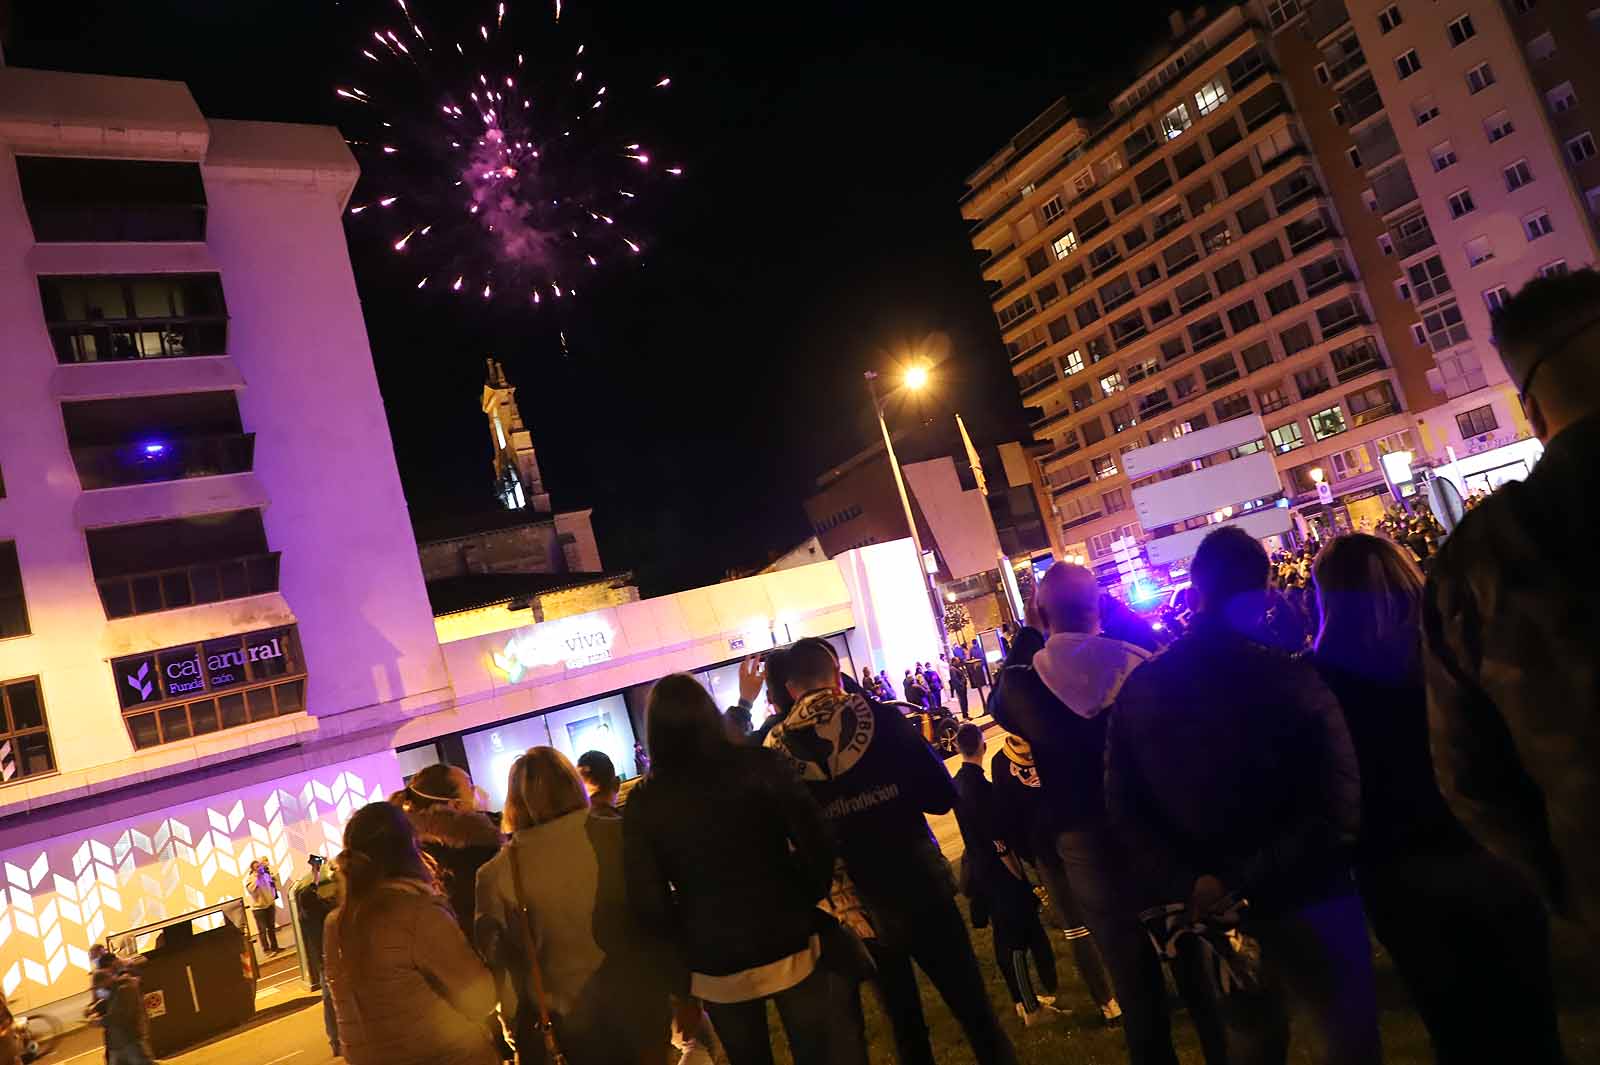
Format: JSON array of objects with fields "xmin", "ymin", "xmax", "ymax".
[{"xmin": 482, "ymin": 358, "xmax": 551, "ymax": 512}]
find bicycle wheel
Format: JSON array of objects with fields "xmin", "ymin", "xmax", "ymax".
[{"xmin": 21, "ymin": 1010, "xmax": 63, "ymax": 1056}]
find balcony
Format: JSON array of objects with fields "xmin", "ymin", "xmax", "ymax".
[
  {"xmin": 1339, "ymin": 76, "xmax": 1383, "ymax": 126},
  {"xmin": 1371, "ymin": 163, "xmax": 1419, "ymax": 216},
  {"xmin": 1152, "ymin": 206, "xmax": 1188, "ymax": 240},
  {"xmin": 979, "ymin": 243, "xmax": 1017, "ymax": 269},
  {"xmin": 1390, "ymin": 211, "xmax": 1436, "ymax": 259},
  {"xmin": 1202, "ymin": 366, "xmax": 1241, "ymax": 391},
  {"xmin": 97, "ymin": 553, "xmax": 281, "ymax": 620},
  {"xmin": 1111, "ymin": 316, "xmax": 1149, "ymax": 347},
  {"xmin": 1089, "ymin": 247, "xmax": 1124, "ymax": 276},
  {"xmin": 1303, "ymin": 263, "xmax": 1352, "ymax": 298},
  {"xmin": 1061, "ymin": 509, "xmax": 1106, "ymax": 532},
  {"xmin": 72, "ymin": 433, "xmax": 256, "ymax": 491},
  {"xmin": 990, "ymin": 275, "xmax": 1026, "ymax": 302},
  {"xmin": 1190, "ymin": 320, "xmax": 1227, "ymax": 353},
  {"xmin": 1300, "ymin": 0, "xmax": 1351, "ymax": 43},
  {"xmin": 1297, "ymin": 375, "xmax": 1334, "ymax": 400},
  {"xmin": 1137, "ymin": 391, "xmax": 1173, "ymax": 417},
  {"xmin": 1325, "ymin": 43, "xmax": 1366, "ymax": 85},
  {"xmin": 1050, "ymin": 469, "xmax": 1093, "ymax": 495},
  {"xmin": 1041, "ymin": 439, "xmax": 1082, "ymax": 464},
  {"xmin": 1241, "ymin": 84, "xmax": 1289, "ymax": 133},
  {"xmin": 1317, "ymin": 307, "xmax": 1368, "ymax": 341},
  {"xmin": 1272, "ymin": 171, "xmax": 1321, "ymax": 213},
  {"xmin": 1354, "ymin": 119, "xmax": 1400, "ymax": 172},
  {"xmin": 1331, "ymin": 338, "xmax": 1386, "ymax": 382},
  {"xmin": 1286, "ymin": 213, "xmax": 1336, "ymax": 254}
]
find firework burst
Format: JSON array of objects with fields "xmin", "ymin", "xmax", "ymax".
[{"xmin": 337, "ymin": 0, "xmax": 680, "ymax": 308}]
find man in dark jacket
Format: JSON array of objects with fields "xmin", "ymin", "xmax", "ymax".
[
  {"xmin": 948, "ymin": 651, "xmax": 971, "ymax": 719},
  {"xmin": 1108, "ymin": 527, "xmax": 1374, "ymax": 1064},
  {"xmin": 989, "ymin": 564, "xmax": 1193, "ymax": 1065},
  {"xmin": 1424, "ymin": 270, "xmax": 1600, "ymax": 937},
  {"xmin": 766, "ymin": 638, "xmax": 1017, "ymax": 1065}
]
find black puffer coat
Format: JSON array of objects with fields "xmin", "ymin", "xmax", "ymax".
[{"xmin": 407, "ymin": 806, "xmax": 503, "ymax": 937}]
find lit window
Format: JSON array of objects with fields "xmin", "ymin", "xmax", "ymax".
[
  {"xmin": 1447, "ymin": 14, "xmax": 1476, "ymax": 46},
  {"xmin": 1447, "ymin": 188, "xmax": 1476, "ymax": 219},
  {"xmin": 1547, "ymin": 82, "xmax": 1578, "ymax": 114},
  {"xmin": 1485, "ymin": 111, "xmax": 1515, "ymax": 143},
  {"xmin": 1063, "ymin": 349, "xmax": 1085, "ymax": 375},
  {"xmin": 1504, "ymin": 159, "xmax": 1534, "ymax": 191},
  {"xmin": 1269, "ymin": 421, "xmax": 1305, "ymax": 453},
  {"xmin": 1483, "ymin": 285, "xmax": 1511, "ymax": 313},
  {"xmin": 1566, "ymin": 131, "xmax": 1597, "ymax": 165},
  {"xmin": 1310, "ymin": 405, "xmax": 1349, "ymax": 441},
  {"xmin": 1092, "ymin": 453, "xmax": 1119, "ymax": 479},
  {"xmin": 1412, "ymin": 96, "xmax": 1440, "ymax": 126},
  {"xmin": 1378, "ymin": 4, "xmax": 1403, "ymax": 33},
  {"xmin": 1100, "ymin": 372, "xmax": 1125, "ymax": 397},
  {"xmin": 1524, "ymin": 211, "xmax": 1554, "ymax": 240},
  {"xmin": 1161, "ymin": 102, "xmax": 1193, "ymax": 140},
  {"xmin": 1429, "ymin": 141, "xmax": 1458, "ymax": 172},
  {"xmin": 1052, "ymin": 231, "xmax": 1080, "ymax": 260},
  {"xmin": 1396, "ymin": 49, "xmax": 1423, "ymax": 79},
  {"xmin": 1541, "ymin": 259, "xmax": 1569, "ymax": 278},
  {"xmin": 1527, "ymin": 32, "xmax": 1556, "ymax": 61},
  {"xmin": 1194, "ymin": 79, "xmax": 1229, "ymax": 117},
  {"xmin": 1467, "ymin": 62, "xmax": 1496, "ymax": 94},
  {"xmin": 1464, "ymin": 235, "xmax": 1495, "ymax": 267},
  {"xmin": 1041, "ymin": 196, "xmax": 1065, "ymax": 222}
]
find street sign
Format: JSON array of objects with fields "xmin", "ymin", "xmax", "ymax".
[{"xmin": 1316, "ymin": 482, "xmax": 1334, "ymax": 505}]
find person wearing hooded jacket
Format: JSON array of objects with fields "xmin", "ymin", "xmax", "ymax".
[
  {"xmin": 988, "ymin": 563, "xmax": 1225, "ymax": 1065},
  {"xmin": 765, "ymin": 638, "xmax": 1017, "ymax": 1065}
]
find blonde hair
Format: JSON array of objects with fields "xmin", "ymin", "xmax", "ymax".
[{"xmin": 502, "ymin": 746, "xmax": 588, "ymax": 833}]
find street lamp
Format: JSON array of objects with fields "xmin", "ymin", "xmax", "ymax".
[
  {"xmin": 1309, "ymin": 466, "xmax": 1325, "ymax": 484},
  {"xmin": 864, "ymin": 366, "xmax": 951, "ymax": 657}
]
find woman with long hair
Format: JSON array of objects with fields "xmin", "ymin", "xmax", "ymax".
[
  {"xmin": 392, "ymin": 764, "xmax": 501, "ymax": 937},
  {"xmin": 623, "ymin": 673, "xmax": 843, "ymax": 1065},
  {"xmin": 323, "ymin": 803, "xmax": 499, "ymax": 1065},
  {"xmin": 475, "ymin": 746, "xmax": 670, "ymax": 1064},
  {"xmin": 1312, "ymin": 534, "xmax": 1562, "ymax": 1064}
]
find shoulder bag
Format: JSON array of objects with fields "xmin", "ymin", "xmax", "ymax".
[{"xmin": 507, "ymin": 839, "xmax": 568, "ymax": 1065}]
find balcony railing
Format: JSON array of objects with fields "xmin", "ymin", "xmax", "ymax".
[
  {"xmin": 1351, "ymin": 400, "xmax": 1398, "ymax": 427},
  {"xmin": 72, "ymin": 432, "xmax": 256, "ymax": 491},
  {"xmin": 1339, "ymin": 77, "xmax": 1383, "ymax": 126},
  {"xmin": 1286, "ymin": 214, "xmax": 1335, "ymax": 254},
  {"xmin": 97, "ymin": 552, "xmax": 281, "ymax": 619},
  {"xmin": 1203, "ymin": 367, "xmax": 1242, "ymax": 391},
  {"xmin": 1372, "ymin": 164, "xmax": 1419, "ymax": 215},
  {"xmin": 1137, "ymin": 393, "xmax": 1173, "ymax": 417},
  {"xmin": 1304, "ymin": 266, "xmax": 1352, "ymax": 297},
  {"xmin": 1152, "ymin": 208, "xmax": 1188, "ymax": 240},
  {"xmin": 1050, "ymin": 470, "xmax": 1093, "ymax": 495},
  {"xmin": 1317, "ymin": 310, "xmax": 1368, "ymax": 341},
  {"xmin": 50, "ymin": 318, "xmax": 228, "ymax": 365},
  {"xmin": 1041, "ymin": 439, "xmax": 1083, "ymax": 465},
  {"xmin": 1273, "ymin": 173, "xmax": 1321, "ymax": 213},
  {"xmin": 1332, "ymin": 339, "xmax": 1386, "ymax": 382},
  {"xmin": 1298, "ymin": 376, "xmax": 1334, "ymax": 400},
  {"xmin": 1102, "ymin": 287, "xmax": 1135, "ymax": 312},
  {"xmin": 1112, "ymin": 319, "xmax": 1149, "ymax": 347},
  {"xmin": 979, "ymin": 243, "xmax": 1017, "ymax": 270},
  {"xmin": 1089, "ymin": 248, "xmax": 1124, "ymax": 276},
  {"xmin": 1061, "ymin": 509, "xmax": 1106, "ymax": 532},
  {"xmin": 1390, "ymin": 212, "xmax": 1436, "ymax": 259}
]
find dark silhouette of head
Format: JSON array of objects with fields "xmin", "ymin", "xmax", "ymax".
[
  {"xmin": 956, "ymin": 723, "xmax": 984, "ymax": 759},
  {"xmin": 1491, "ymin": 268, "xmax": 1600, "ymax": 441},
  {"xmin": 1191, "ymin": 527, "xmax": 1270, "ymax": 632},
  {"xmin": 1313, "ymin": 533, "xmax": 1424, "ymax": 680},
  {"xmin": 398, "ymin": 763, "xmax": 479, "ymax": 813},
  {"xmin": 784, "ymin": 637, "xmax": 842, "ymax": 702},
  {"xmin": 576, "ymin": 749, "xmax": 620, "ymax": 800},
  {"xmin": 645, "ymin": 673, "xmax": 730, "ymax": 774},
  {"xmin": 1035, "ymin": 563, "xmax": 1100, "ymax": 636}
]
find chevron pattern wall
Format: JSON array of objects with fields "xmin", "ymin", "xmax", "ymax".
[{"xmin": 0, "ymin": 752, "xmax": 401, "ymax": 1008}]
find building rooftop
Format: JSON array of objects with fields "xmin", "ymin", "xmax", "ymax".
[
  {"xmin": 412, "ymin": 507, "xmax": 559, "ymax": 545},
  {"xmin": 425, "ymin": 571, "xmax": 632, "ymax": 616}
]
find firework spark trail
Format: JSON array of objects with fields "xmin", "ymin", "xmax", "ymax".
[{"xmin": 337, "ymin": 0, "xmax": 680, "ymax": 310}]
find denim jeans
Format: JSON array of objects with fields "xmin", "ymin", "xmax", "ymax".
[{"xmin": 704, "ymin": 966, "xmax": 840, "ymax": 1065}]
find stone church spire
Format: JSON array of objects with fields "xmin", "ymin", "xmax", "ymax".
[{"xmin": 482, "ymin": 357, "xmax": 551, "ymax": 512}]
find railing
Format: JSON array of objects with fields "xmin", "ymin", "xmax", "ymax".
[
  {"xmin": 1301, "ymin": 0, "xmax": 1351, "ymax": 43},
  {"xmin": 1137, "ymin": 393, "xmax": 1173, "ymax": 417},
  {"xmin": 1021, "ymin": 373, "xmax": 1058, "ymax": 396},
  {"xmin": 1333, "ymin": 340, "xmax": 1386, "ymax": 382},
  {"xmin": 1304, "ymin": 266, "xmax": 1352, "ymax": 297},
  {"xmin": 1391, "ymin": 213, "xmax": 1436, "ymax": 259},
  {"xmin": 1203, "ymin": 366, "xmax": 1241, "ymax": 391},
  {"xmin": 1191, "ymin": 324, "xmax": 1227, "ymax": 353},
  {"xmin": 1326, "ymin": 45, "xmax": 1366, "ymax": 84},
  {"xmin": 1339, "ymin": 77, "xmax": 1383, "ymax": 126},
  {"xmin": 1050, "ymin": 471, "xmax": 1093, "ymax": 495},
  {"xmin": 1286, "ymin": 215, "xmax": 1334, "ymax": 254},
  {"xmin": 990, "ymin": 275, "xmax": 1026, "ymax": 302},
  {"xmin": 979, "ymin": 243, "xmax": 1017, "ymax": 269},
  {"xmin": 1112, "ymin": 319, "xmax": 1149, "ymax": 346},
  {"xmin": 1241, "ymin": 85, "xmax": 1289, "ymax": 132},
  {"xmin": 1372, "ymin": 164, "xmax": 1419, "ymax": 215},
  {"xmin": 50, "ymin": 318, "xmax": 227, "ymax": 364},
  {"xmin": 1089, "ymin": 248, "xmax": 1124, "ymax": 276},
  {"xmin": 97, "ymin": 552, "xmax": 281, "ymax": 619},
  {"xmin": 72, "ymin": 433, "xmax": 256, "ymax": 491},
  {"xmin": 1273, "ymin": 173, "xmax": 1321, "ymax": 213},
  {"xmin": 1318, "ymin": 311, "xmax": 1367, "ymax": 341},
  {"xmin": 1351, "ymin": 400, "xmax": 1398, "ymax": 427},
  {"xmin": 1061, "ymin": 509, "xmax": 1106, "ymax": 532},
  {"xmin": 1153, "ymin": 209, "xmax": 1188, "ymax": 239},
  {"xmin": 1298, "ymin": 376, "xmax": 1333, "ymax": 400},
  {"xmin": 1041, "ymin": 440, "xmax": 1082, "ymax": 465},
  {"xmin": 1102, "ymin": 287, "xmax": 1135, "ymax": 312},
  {"xmin": 1259, "ymin": 395, "xmax": 1292, "ymax": 415},
  {"xmin": 1078, "ymin": 215, "xmax": 1111, "ymax": 240},
  {"xmin": 1009, "ymin": 336, "xmax": 1048, "ymax": 363},
  {"xmin": 1177, "ymin": 289, "xmax": 1213, "ymax": 315}
]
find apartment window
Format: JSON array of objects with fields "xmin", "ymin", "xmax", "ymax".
[
  {"xmin": 1102, "ymin": 488, "xmax": 1130, "ymax": 514},
  {"xmin": 1378, "ymin": 234, "xmax": 1394, "ymax": 257},
  {"xmin": 1505, "ymin": 159, "xmax": 1534, "ymax": 191},
  {"xmin": 1265, "ymin": 280, "xmax": 1300, "ymax": 316},
  {"xmin": 1378, "ymin": 5, "xmax": 1402, "ymax": 33},
  {"xmin": 1347, "ymin": 381, "xmax": 1398, "ymax": 425},
  {"xmin": 1447, "ymin": 189, "xmax": 1476, "ymax": 219},
  {"xmin": 39, "ymin": 274, "xmax": 229, "ymax": 364},
  {"xmin": 1237, "ymin": 199, "xmax": 1272, "ymax": 235},
  {"xmin": 14, "ymin": 157, "xmax": 207, "ymax": 243},
  {"xmin": 1161, "ymin": 337, "xmax": 1189, "ymax": 362},
  {"xmin": 1176, "ymin": 275, "xmax": 1213, "ymax": 313},
  {"xmin": 1126, "ymin": 357, "xmax": 1162, "ymax": 384},
  {"xmin": 1037, "ymin": 281, "xmax": 1061, "ymax": 309},
  {"xmin": 1215, "ymin": 392, "xmax": 1253, "ymax": 422},
  {"xmin": 1136, "ymin": 264, "xmax": 1163, "ymax": 290},
  {"xmin": 1547, "ymin": 82, "xmax": 1578, "ymax": 115},
  {"xmin": 1395, "ymin": 278, "xmax": 1410, "ymax": 302},
  {"xmin": 1194, "ymin": 78, "xmax": 1229, "ymax": 117},
  {"xmin": 1438, "ymin": 348, "xmax": 1488, "ymax": 395},
  {"xmin": 1310, "ymin": 404, "xmax": 1349, "ymax": 440},
  {"xmin": 1041, "ymin": 196, "xmax": 1065, "ymax": 222},
  {"xmin": 1484, "ymin": 285, "xmax": 1511, "ymax": 313},
  {"xmin": 1331, "ymin": 445, "xmax": 1374, "ymax": 481},
  {"xmin": 0, "ymin": 678, "xmax": 56, "ymax": 784},
  {"xmin": 1282, "ymin": 321, "xmax": 1316, "ymax": 356},
  {"xmin": 1396, "ymin": 50, "xmax": 1422, "ymax": 80},
  {"xmin": 1423, "ymin": 300, "xmax": 1470, "ymax": 351},
  {"xmin": 1072, "ymin": 385, "xmax": 1095, "ymax": 413},
  {"xmin": 0, "ymin": 542, "xmax": 29, "ymax": 640},
  {"xmin": 1429, "ymin": 141, "xmax": 1457, "ymax": 172},
  {"xmin": 1214, "ymin": 259, "xmax": 1247, "ymax": 293},
  {"xmin": 1542, "ymin": 259, "xmax": 1569, "ymax": 278},
  {"xmin": 1410, "ymin": 322, "xmax": 1428, "ymax": 346},
  {"xmin": 1524, "ymin": 210, "xmax": 1554, "ymax": 240},
  {"xmin": 1446, "ymin": 14, "xmax": 1476, "ymax": 46},
  {"xmin": 1200, "ymin": 220, "xmax": 1233, "ymax": 255},
  {"xmin": 1454, "ymin": 404, "xmax": 1499, "ymax": 438},
  {"xmin": 1045, "ymin": 318, "xmax": 1071, "ymax": 346},
  {"xmin": 1465, "ymin": 235, "xmax": 1495, "ymax": 267},
  {"xmin": 1527, "ymin": 32, "xmax": 1555, "ymax": 62},
  {"xmin": 1270, "ymin": 421, "xmax": 1305, "ymax": 453},
  {"xmin": 1332, "ymin": 104, "xmax": 1348, "ymax": 127},
  {"xmin": 1201, "ymin": 353, "xmax": 1241, "ymax": 388},
  {"xmin": 1241, "ymin": 341, "xmax": 1274, "ymax": 374},
  {"xmin": 1567, "ymin": 132, "xmax": 1597, "ymax": 164},
  {"xmin": 1315, "ymin": 64, "xmax": 1331, "ymax": 85},
  {"xmin": 1161, "ymin": 103, "xmax": 1194, "ymax": 141},
  {"xmin": 1362, "ymin": 189, "xmax": 1379, "ymax": 212},
  {"xmin": 1257, "ymin": 383, "xmax": 1289, "ymax": 414},
  {"xmin": 1173, "ymin": 374, "xmax": 1198, "ymax": 399},
  {"xmin": 998, "ymin": 295, "xmax": 1037, "ymax": 329},
  {"xmin": 1074, "ymin": 300, "xmax": 1100, "ymax": 330},
  {"xmin": 1063, "ymin": 349, "xmax": 1085, "ymax": 375},
  {"xmin": 1052, "ymin": 231, "xmax": 1080, "ymax": 261},
  {"xmin": 1467, "ymin": 63, "xmax": 1496, "ymax": 95},
  {"xmin": 1407, "ymin": 255, "xmax": 1451, "ymax": 304},
  {"xmin": 1092, "ymin": 453, "xmax": 1119, "ymax": 480},
  {"xmin": 1257, "ymin": 127, "xmax": 1299, "ymax": 169},
  {"xmin": 1026, "ymin": 248, "xmax": 1052, "ymax": 276},
  {"xmin": 89, "ymin": 511, "xmax": 279, "ymax": 620},
  {"xmin": 1228, "ymin": 300, "xmax": 1262, "ymax": 333},
  {"xmin": 1073, "ymin": 169, "xmax": 1096, "ymax": 196},
  {"xmin": 1412, "ymin": 96, "xmax": 1440, "ymax": 126},
  {"xmin": 1296, "ymin": 363, "xmax": 1332, "ymax": 396},
  {"xmin": 1484, "ymin": 112, "xmax": 1515, "ymax": 145},
  {"xmin": 1064, "ymin": 265, "xmax": 1089, "ymax": 294},
  {"xmin": 1100, "ymin": 371, "xmax": 1127, "ymax": 398},
  {"xmin": 1109, "ymin": 402, "xmax": 1137, "ymax": 432},
  {"xmin": 1266, "ymin": 0, "xmax": 1302, "ymax": 28},
  {"xmin": 1347, "ymin": 147, "xmax": 1363, "ymax": 169}
]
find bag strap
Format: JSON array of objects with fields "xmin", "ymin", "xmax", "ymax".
[{"xmin": 507, "ymin": 837, "xmax": 566, "ymax": 1064}]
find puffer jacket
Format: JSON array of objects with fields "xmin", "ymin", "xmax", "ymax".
[
  {"xmin": 1424, "ymin": 412, "xmax": 1599, "ymax": 930},
  {"xmin": 988, "ymin": 626, "xmax": 1150, "ymax": 835},
  {"xmin": 1106, "ymin": 615, "xmax": 1361, "ymax": 916},
  {"xmin": 323, "ymin": 880, "xmax": 498, "ymax": 1065},
  {"xmin": 406, "ymin": 805, "xmax": 501, "ymax": 938}
]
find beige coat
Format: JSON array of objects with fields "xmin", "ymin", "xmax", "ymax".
[{"xmin": 323, "ymin": 879, "xmax": 499, "ymax": 1065}]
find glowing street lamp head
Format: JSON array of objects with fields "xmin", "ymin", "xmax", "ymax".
[
  {"xmin": 1309, "ymin": 466, "xmax": 1326, "ymax": 484},
  {"xmin": 904, "ymin": 365, "xmax": 930, "ymax": 391}
]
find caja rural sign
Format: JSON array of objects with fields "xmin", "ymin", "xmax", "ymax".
[{"xmin": 113, "ymin": 627, "xmax": 297, "ymax": 710}]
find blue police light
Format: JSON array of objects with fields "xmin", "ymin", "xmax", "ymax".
[{"xmin": 142, "ymin": 442, "xmax": 168, "ymax": 456}]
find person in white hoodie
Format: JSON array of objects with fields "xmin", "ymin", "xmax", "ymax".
[{"xmin": 989, "ymin": 563, "xmax": 1224, "ymax": 1065}]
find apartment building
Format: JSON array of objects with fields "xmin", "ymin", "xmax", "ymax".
[
  {"xmin": 1271, "ymin": 0, "xmax": 1599, "ymax": 492},
  {"xmin": 964, "ymin": 6, "xmax": 1421, "ymax": 574}
]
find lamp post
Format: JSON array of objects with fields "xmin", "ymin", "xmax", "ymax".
[{"xmin": 864, "ymin": 367, "xmax": 951, "ymax": 658}]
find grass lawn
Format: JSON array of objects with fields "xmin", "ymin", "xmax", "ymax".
[{"xmin": 754, "ymin": 915, "xmax": 1600, "ymax": 1064}]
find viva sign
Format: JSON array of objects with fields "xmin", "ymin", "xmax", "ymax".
[{"xmin": 492, "ymin": 618, "xmax": 615, "ymax": 683}]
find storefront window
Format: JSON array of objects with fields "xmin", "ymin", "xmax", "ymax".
[{"xmin": 462, "ymin": 693, "xmax": 638, "ymax": 813}]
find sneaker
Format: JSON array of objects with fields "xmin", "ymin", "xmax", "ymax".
[
  {"xmin": 1101, "ymin": 998, "xmax": 1123, "ymax": 1025},
  {"xmin": 1015, "ymin": 1002, "xmax": 1060, "ymax": 1027}
]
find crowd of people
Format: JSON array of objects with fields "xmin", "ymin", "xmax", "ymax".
[{"xmin": 78, "ymin": 271, "xmax": 1599, "ymax": 1065}]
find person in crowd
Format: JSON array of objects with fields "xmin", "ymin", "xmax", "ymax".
[
  {"xmin": 765, "ymin": 638, "xmax": 1017, "ymax": 1065},
  {"xmin": 948, "ymin": 651, "xmax": 971, "ymax": 720},
  {"xmin": 923, "ymin": 660, "xmax": 945, "ymax": 708},
  {"xmin": 576, "ymin": 749, "xmax": 623, "ymax": 818},
  {"xmin": 903, "ymin": 667, "xmax": 928, "ymax": 709},
  {"xmin": 624, "ymin": 673, "xmax": 842, "ymax": 1065},
  {"xmin": 752, "ymin": 647, "xmax": 795, "ymax": 746},
  {"xmin": 988, "ymin": 730, "xmax": 1121, "ymax": 1025},
  {"xmin": 1425, "ymin": 270, "xmax": 1600, "ymax": 938},
  {"xmin": 998, "ymin": 625, "xmax": 1013, "ymax": 658},
  {"xmin": 391, "ymin": 764, "xmax": 502, "ymax": 938},
  {"xmin": 966, "ymin": 641, "xmax": 991, "ymax": 703},
  {"xmin": 1108, "ymin": 527, "xmax": 1376, "ymax": 1065},
  {"xmin": 243, "ymin": 859, "xmax": 280, "ymax": 955},
  {"xmin": 90, "ymin": 948, "xmax": 157, "ymax": 1065},
  {"xmin": 989, "ymin": 564, "xmax": 1202, "ymax": 1065},
  {"xmin": 477, "ymin": 747, "xmax": 670, "ymax": 1064},
  {"xmin": 859, "ymin": 667, "xmax": 877, "ymax": 695},
  {"xmin": 877, "ymin": 669, "xmax": 894, "ymax": 703},
  {"xmin": 951, "ymin": 723, "xmax": 1060, "ymax": 1028},
  {"xmin": 323, "ymin": 803, "xmax": 500, "ymax": 1065},
  {"xmin": 1313, "ymin": 534, "xmax": 1562, "ymax": 1064}
]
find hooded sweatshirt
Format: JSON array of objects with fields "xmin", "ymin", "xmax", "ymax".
[
  {"xmin": 989, "ymin": 626, "xmax": 1151, "ymax": 834},
  {"xmin": 765, "ymin": 687, "xmax": 955, "ymax": 905}
]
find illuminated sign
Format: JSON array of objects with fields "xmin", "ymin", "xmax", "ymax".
[
  {"xmin": 492, "ymin": 617, "xmax": 615, "ymax": 682},
  {"xmin": 114, "ymin": 627, "xmax": 298, "ymax": 710}
]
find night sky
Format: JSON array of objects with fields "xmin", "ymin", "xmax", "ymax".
[{"xmin": 8, "ymin": 0, "xmax": 1172, "ymax": 594}]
